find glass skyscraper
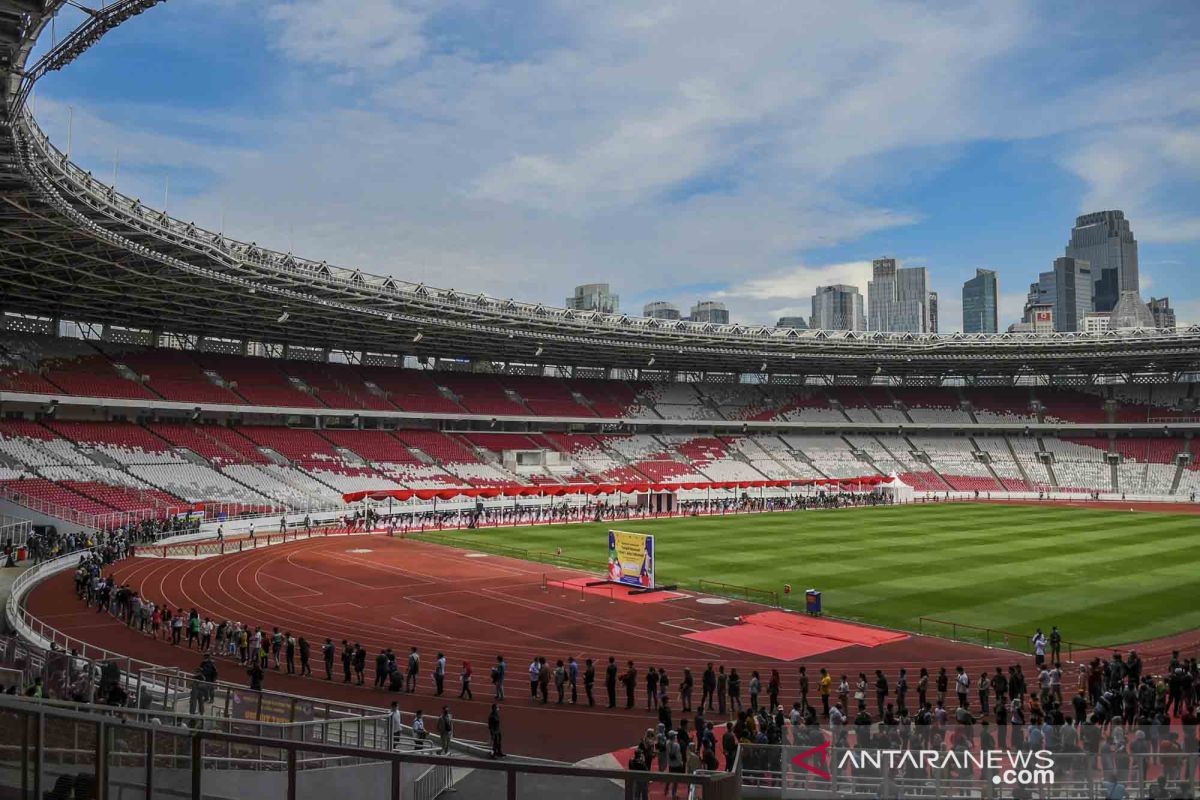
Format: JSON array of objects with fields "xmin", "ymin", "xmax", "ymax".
[
  {"xmin": 962, "ymin": 268, "xmax": 998, "ymax": 333},
  {"xmin": 868, "ymin": 258, "xmax": 930, "ymax": 332},
  {"xmin": 1064, "ymin": 210, "xmax": 1138, "ymax": 313}
]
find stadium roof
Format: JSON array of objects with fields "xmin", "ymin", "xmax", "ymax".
[{"xmin": 1, "ymin": 1, "xmax": 1199, "ymax": 382}]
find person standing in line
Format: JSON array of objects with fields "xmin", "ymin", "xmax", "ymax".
[
  {"xmin": 353, "ymin": 644, "xmax": 367, "ymax": 685},
  {"xmin": 874, "ymin": 670, "xmax": 889, "ymax": 717},
  {"xmin": 298, "ymin": 636, "xmax": 311, "ymax": 676},
  {"xmin": 285, "ymin": 633, "xmax": 296, "ymax": 675},
  {"xmin": 434, "ymin": 652, "xmax": 447, "ymax": 696},
  {"xmin": 722, "ymin": 721, "xmax": 738, "ymax": 771},
  {"xmin": 623, "ymin": 661, "xmax": 638, "ymax": 709},
  {"xmin": 1050, "ymin": 626, "xmax": 1062, "ymax": 663},
  {"xmin": 978, "ymin": 671, "xmax": 991, "ymax": 715},
  {"xmin": 529, "ymin": 657, "xmax": 540, "ymax": 699},
  {"xmin": 917, "ymin": 667, "xmax": 929, "ymax": 709},
  {"xmin": 727, "ymin": 668, "xmax": 742, "ymax": 712},
  {"xmin": 1032, "ymin": 628, "xmax": 1047, "ymax": 667},
  {"xmin": 680, "ymin": 668, "xmax": 694, "ymax": 712},
  {"xmin": 487, "ymin": 704, "xmax": 504, "ymax": 758},
  {"xmin": 701, "ymin": 663, "xmax": 716, "ymax": 711},
  {"xmin": 460, "ymin": 661, "xmax": 473, "ymax": 700},
  {"xmin": 324, "ymin": 639, "xmax": 336, "ymax": 680},
  {"xmin": 955, "ymin": 665, "xmax": 969, "ymax": 711},
  {"xmin": 436, "ymin": 706, "xmax": 453, "ymax": 755},
  {"xmin": 567, "ymin": 657, "xmax": 579, "ymax": 704},
  {"xmin": 389, "ymin": 701, "xmax": 404, "ymax": 750},
  {"xmin": 716, "ymin": 666, "xmax": 728, "ymax": 715},
  {"xmin": 375, "ymin": 650, "xmax": 389, "ymax": 688},
  {"xmin": 798, "ymin": 666, "xmax": 809, "ymax": 712},
  {"xmin": 584, "ymin": 658, "xmax": 596, "ymax": 707},
  {"xmin": 247, "ymin": 660, "xmax": 264, "ymax": 691},
  {"xmin": 837, "ymin": 674, "xmax": 850, "ymax": 712},
  {"xmin": 412, "ymin": 710, "xmax": 428, "ymax": 750},
  {"xmin": 748, "ymin": 671, "xmax": 760, "ymax": 712},
  {"xmin": 896, "ymin": 668, "xmax": 908, "ymax": 713},
  {"xmin": 935, "ymin": 668, "xmax": 948, "ymax": 706},
  {"xmin": 406, "ymin": 647, "xmax": 420, "ymax": 693},
  {"xmin": 646, "ymin": 666, "xmax": 660, "ymax": 711},
  {"xmin": 767, "ymin": 669, "xmax": 779, "ymax": 713},
  {"xmin": 271, "ymin": 628, "xmax": 283, "ymax": 669},
  {"xmin": 492, "ymin": 655, "xmax": 506, "ymax": 700},
  {"xmin": 606, "ymin": 657, "xmax": 618, "ymax": 708},
  {"xmin": 554, "ymin": 659, "xmax": 566, "ymax": 704},
  {"xmin": 819, "ymin": 668, "xmax": 832, "ymax": 717},
  {"xmin": 537, "ymin": 657, "xmax": 550, "ymax": 704}
]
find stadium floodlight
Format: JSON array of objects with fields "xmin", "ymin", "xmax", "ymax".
[
  {"xmin": 413, "ymin": 332, "xmax": 424, "ymax": 343},
  {"xmin": 535, "ymin": 346, "xmax": 544, "ymax": 357},
  {"xmin": 277, "ymin": 311, "xmax": 290, "ymax": 323},
  {"xmin": 647, "ymin": 356, "xmax": 655, "ymax": 366},
  {"xmin": 760, "ymin": 362, "xmax": 767, "ymax": 371}
]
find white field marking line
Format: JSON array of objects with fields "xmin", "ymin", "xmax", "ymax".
[
  {"xmin": 351, "ymin": 541, "xmax": 537, "ymax": 581},
  {"xmin": 326, "ymin": 549, "xmax": 541, "ymax": 587},
  {"xmin": 472, "ymin": 587, "xmax": 727, "ymax": 660},
  {"xmin": 255, "ymin": 571, "xmax": 323, "ymax": 598},
  {"xmin": 308, "ymin": 601, "xmax": 366, "ymax": 610},
  {"xmin": 394, "ymin": 542, "xmax": 538, "ymax": 578},
  {"xmin": 386, "ymin": 615, "xmax": 454, "ymax": 640},
  {"xmin": 315, "ymin": 550, "xmax": 468, "ymax": 587},
  {"xmin": 282, "ymin": 551, "xmax": 425, "ymax": 591},
  {"xmin": 659, "ymin": 618, "xmax": 728, "ymax": 633},
  {"xmin": 127, "ymin": 548, "xmax": 472, "ymax": 664}
]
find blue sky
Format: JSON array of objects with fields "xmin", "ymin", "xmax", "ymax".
[{"xmin": 31, "ymin": 0, "xmax": 1200, "ymax": 330}]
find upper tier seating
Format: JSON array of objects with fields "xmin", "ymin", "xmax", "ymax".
[
  {"xmin": 118, "ymin": 348, "xmax": 243, "ymax": 405},
  {"xmin": 358, "ymin": 368, "xmax": 463, "ymax": 414},
  {"xmin": 437, "ymin": 374, "xmax": 528, "ymax": 416},
  {"xmin": 194, "ymin": 354, "xmax": 323, "ymax": 408}
]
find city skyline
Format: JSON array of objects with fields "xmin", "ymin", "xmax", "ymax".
[{"xmin": 30, "ymin": 1, "xmax": 1199, "ymax": 332}]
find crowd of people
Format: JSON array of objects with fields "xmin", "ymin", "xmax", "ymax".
[{"xmin": 18, "ymin": 515, "xmax": 198, "ymax": 565}]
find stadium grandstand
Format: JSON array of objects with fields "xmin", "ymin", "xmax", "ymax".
[{"xmin": 1, "ymin": 4, "xmax": 1200, "ymax": 800}]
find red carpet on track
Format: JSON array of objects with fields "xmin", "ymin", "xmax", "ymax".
[
  {"xmin": 552, "ymin": 577, "xmax": 686, "ymax": 604},
  {"xmin": 682, "ymin": 610, "xmax": 908, "ymax": 661}
]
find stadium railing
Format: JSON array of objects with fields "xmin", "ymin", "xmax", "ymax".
[
  {"xmin": 917, "ymin": 616, "xmax": 1105, "ymax": 660},
  {"xmin": 0, "ymin": 695, "xmax": 742, "ymax": 800},
  {"xmin": 697, "ymin": 579, "xmax": 780, "ymax": 608}
]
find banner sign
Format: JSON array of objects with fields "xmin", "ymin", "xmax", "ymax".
[{"xmin": 607, "ymin": 529, "xmax": 654, "ymax": 588}]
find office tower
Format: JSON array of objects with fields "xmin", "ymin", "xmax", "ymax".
[
  {"xmin": 643, "ymin": 301, "xmax": 681, "ymax": 320},
  {"xmin": 775, "ymin": 316, "xmax": 809, "ymax": 329},
  {"xmin": 810, "ymin": 285, "xmax": 865, "ymax": 331},
  {"xmin": 1064, "ymin": 210, "xmax": 1138, "ymax": 313},
  {"xmin": 688, "ymin": 301, "xmax": 729, "ymax": 324},
  {"xmin": 1148, "ymin": 297, "xmax": 1176, "ymax": 329},
  {"xmin": 565, "ymin": 283, "xmax": 619, "ymax": 313},
  {"xmin": 927, "ymin": 291, "xmax": 938, "ymax": 333},
  {"xmin": 962, "ymin": 268, "xmax": 998, "ymax": 333},
  {"xmin": 868, "ymin": 257, "xmax": 930, "ymax": 332},
  {"xmin": 1052, "ymin": 257, "xmax": 1092, "ymax": 331}
]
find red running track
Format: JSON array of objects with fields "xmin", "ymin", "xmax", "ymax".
[{"xmin": 23, "ymin": 533, "xmax": 1199, "ymax": 762}]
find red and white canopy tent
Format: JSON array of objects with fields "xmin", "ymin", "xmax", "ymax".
[{"xmin": 341, "ymin": 475, "xmax": 907, "ymax": 505}]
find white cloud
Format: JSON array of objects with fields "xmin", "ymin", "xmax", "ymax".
[
  {"xmin": 1060, "ymin": 124, "xmax": 1200, "ymax": 244},
  {"xmin": 39, "ymin": 0, "xmax": 1200, "ymax": 330},
  {"xmin": 265, "ymin": 0, "xmax": 428, "ymax": 71}
]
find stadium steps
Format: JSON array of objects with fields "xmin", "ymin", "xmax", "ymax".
[
  {"xmin": 901, "ymin": 436, "xmax": 953, "ymax": 490},
  {"xmin": 839, "ymin": 435, "xmax": 884, "ymax": 475},
  {"xmin": 1003, "ymin": 436, "xmax": 1035, "ymax": 487},
  {"xmin": 1110, "ymin": 461, "xmax": 1119, "ymax": 493},
  {"xmin": 1036, "ymin": 438, "xmax": 1061, "ymax": 488},
  {"xmin": 782, "ymin": 441, "xmax": 831, "ymax": 480},
  {"xmin": 885, "ymin": 389, "xmax": 915, "ymax": 423},
  {"xmin": 968, "ymin": 436, "xmax": 1006, "ymax": 486},
  {"xmin": 1170, "ymin": 460, "xmax": 1186, "ymax": 495}
]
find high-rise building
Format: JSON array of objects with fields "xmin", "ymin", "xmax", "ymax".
[
  {"xmin": 1052, "ymin": 257, "xmax": 1092, "ymax": 332},
  {"xmin": 643, "ymin": 301, "xmax": 681, "ymax": 320},
  {"xmin": 565, "ymin": 283, "xmax": 619, "ymax": 313},
  {"xmin": 962, "ymin": 268, "xmax": 998, "ymax": 334},
  {"xmin": 688, "ymin": 301, "xmax": 729, "ymax": 325},
  {"xmin": 868, "ymin": 258, "xmax": 931, "ymax": 332},
  {"xmin": 810, "ymin": 285, "xmax": 865, "ymax": 331},
  {"xmin": 1064, "ymin": 210, "xmax": 1138, "ymax": 313},
  {"xmin": 1083, "ymin": 312, "xmax": 1111, "ymax": 334},
  {"xmin": 927, "ymin": 291, "xmax": 939, "ymax": 333},
  {"xmin": 1149, "ymin": 297, "xmax": 1176, "ymax": 330},
  {"xmin": 775, "ymin": 316, "xmax": 809, "ymax": 329}
]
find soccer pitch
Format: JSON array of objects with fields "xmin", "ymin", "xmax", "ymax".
[{"xmin": 433, "ymin": 503, "xmax": 1200, "ymax": 647}]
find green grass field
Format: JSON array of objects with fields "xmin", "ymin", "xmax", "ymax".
[{"xmin": 424, "ymin": 503, "xmax": 1200, "ymax": 648}]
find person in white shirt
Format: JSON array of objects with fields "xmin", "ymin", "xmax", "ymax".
[
  {"xmin": 389, "ymin": 701, "xmax": 404, "ymax": 749},
  {"xmin": 1032, "ymin": 628, "xmax": 1047, "ymax": 666},
  {"xmin": 412, "ymin": 710, "xmax": 428, "ymax": 750}
]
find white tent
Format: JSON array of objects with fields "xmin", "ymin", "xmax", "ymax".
[{"xmin": 879, "ymin": 473, "xmax": 914, "ymax": 503}]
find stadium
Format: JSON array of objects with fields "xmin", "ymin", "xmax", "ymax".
[{"xmin": 1, "ymin": 2, "xmax": 1199, "ymax": 799}]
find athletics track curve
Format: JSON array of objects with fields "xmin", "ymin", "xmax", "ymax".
[{"xmin": 23, "ymin": 530, "xmax": 1200, "ymax": 762}]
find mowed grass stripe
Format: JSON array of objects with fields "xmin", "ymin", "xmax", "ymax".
[{"xmin": 441, "ymin": 504, "xmax": 1196, "ymax": 644}]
